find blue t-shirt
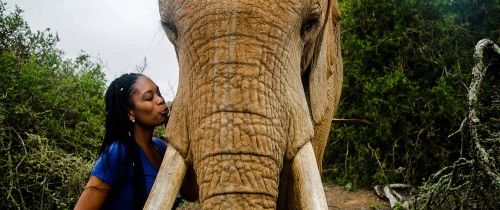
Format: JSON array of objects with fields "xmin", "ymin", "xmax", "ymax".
[{"xmin": 91, "ymin": 137, "xmax": 167, "ymax": 210}]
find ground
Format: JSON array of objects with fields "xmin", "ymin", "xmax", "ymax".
[
  {"xmin": 177, "ymin": 184, "xmax": 390, "ymax": 209},
  {"xmin": 324, "ymin": 185, "xmax": 390, "ymax": 210}
]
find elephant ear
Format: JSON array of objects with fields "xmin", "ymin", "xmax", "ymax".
[{"xmin": 308, "ymin": 0, "xmax": 343, "ymax": 125}]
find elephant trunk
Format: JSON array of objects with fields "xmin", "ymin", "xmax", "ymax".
[
  {"xmin": 198, "ymin": 154, "xmax": 279, "ymax": 209},
  {"xmin": 192, "ymin": 111, "xmax": 285, "ymax": 209}
]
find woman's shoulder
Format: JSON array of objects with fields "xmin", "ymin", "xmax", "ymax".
[
  {"xmin": 92, "ymin": 140, "xmax": 130, "ymax": 186},
  {"xmin": 99, "ymin": 140, "xmax": 129, "ymax": 161},
  {"xmin": 105, "ymin": 140, "xmax": 127, "ymax": 152}
]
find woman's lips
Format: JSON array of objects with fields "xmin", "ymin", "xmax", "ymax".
[{"xmin": 160, "ymin": 107, "xmax": 169, "ymax": 116}]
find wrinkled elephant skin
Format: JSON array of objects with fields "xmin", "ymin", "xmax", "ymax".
[{"xmin": 146, "ymin": 0, "xmax": 343, "ymax": 209}]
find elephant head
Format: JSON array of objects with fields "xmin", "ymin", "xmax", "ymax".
[{"xmin": 146, "ymin": 0, "xmax": 343, "ymax": 209}]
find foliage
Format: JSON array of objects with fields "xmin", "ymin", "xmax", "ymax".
[
  {"xmin": 0, "ymin": 2, "xmax": 106, "ymax": 209},
  {"xmin": 324, "ymin": 0, "xmax": 500, "ymax": 190}
]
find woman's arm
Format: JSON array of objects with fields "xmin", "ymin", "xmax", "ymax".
[{"xmin": 74, "ymin": 176, "xmax": 111, "ymax": 210}]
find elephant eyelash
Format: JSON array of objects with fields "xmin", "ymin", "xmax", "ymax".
[
  {"xmin": 301, "ymin": 13, "xmax": 321, "ymax": 38},
  {"xmin": 161, "ymin": 19, "xmax": 178, "ymax": 38}
]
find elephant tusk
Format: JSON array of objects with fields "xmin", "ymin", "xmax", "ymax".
[
  {"xmin": 144, "ymin": 145, "xmax": 187, "ymax": 210},
  {"xmin": 292, "ymin": 142, "xmax": 328, "ymax": 209}
]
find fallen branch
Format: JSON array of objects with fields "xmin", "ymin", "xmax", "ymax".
[
  {"xmin": 467, "ymin": 38, "xmax": 500, "ymax": 187},
  {"xmin": 374, "ymin": 184, "xmax": 411, "ymax": 209},
  {"xmin": 415, "ymin": 38, "xmax": 500, "ymax": 209},
  {"xmin": 332, "ymin": 118, "xmax": 374, "ymax": 125}
]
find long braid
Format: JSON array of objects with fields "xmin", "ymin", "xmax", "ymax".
[{"xmin": 99, "ymin": 73, "xmax": 147, "ymax": 209}]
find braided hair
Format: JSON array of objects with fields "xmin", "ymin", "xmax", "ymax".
[
  {"xmin": 102, "ymin": 73, "xmax": 138, "ymax": 145},
  {"xmin": 99, "ymin": 73, "xmax": 147, "ymax": 209}
]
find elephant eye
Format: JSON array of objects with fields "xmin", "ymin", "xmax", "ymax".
[
  {"xmin": 161, "ymin": 19, "xmax": 178, "ymax": 39},
  {"xmin": 301, "ymin": 12, "xmax": 321, "ymax": 38}
]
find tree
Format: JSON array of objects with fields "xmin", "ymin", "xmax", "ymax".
[
  {"xmin": 324, "ymin": 0, "xmax": 500, "ymax": 189},
  {"xmin": 0, "ymin": 2, "xmax": 106, "ymax": 209}
]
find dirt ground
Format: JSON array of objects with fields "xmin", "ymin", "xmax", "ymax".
[
  {"xmin": 324, "ymin": 185, "xmax": 390, "ymax": 210},
  {"xmin": 177, "ymin": 184, "xmax": 390, "ymax": 209}
]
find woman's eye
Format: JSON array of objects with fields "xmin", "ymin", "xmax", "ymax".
[{"xmin": 144, "ymin": 94, "xmax": 153, "ymax": 101}]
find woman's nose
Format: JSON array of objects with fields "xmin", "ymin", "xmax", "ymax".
[{"xmin": 157, "ymin": 96, "xmax": 165, "ymax": 105}]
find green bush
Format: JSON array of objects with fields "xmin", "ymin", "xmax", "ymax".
[
  {"xmin": 0, "ymin": 1, "xmax": 106, "ymax": 209},
  {"xmin": 324, "ymin": 0, "xmax": 500, "ymax": 187}
]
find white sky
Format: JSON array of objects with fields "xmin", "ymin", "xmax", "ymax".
[{"xmin": 5, "ymin": 0, "xmax": 179, "ymax": 100}]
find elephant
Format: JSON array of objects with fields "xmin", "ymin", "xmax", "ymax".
[{"xmin": 146, "ymin": 0, "xmax": 343, "ymax": 209}]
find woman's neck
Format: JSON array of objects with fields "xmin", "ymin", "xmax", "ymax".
[
  {"xmin": 132, "ymin": 125, "xmax": 154, "ymax": 149},
  {"xmin": 132, "ymin": 124, "xmax": 163, "ymax": 170}
]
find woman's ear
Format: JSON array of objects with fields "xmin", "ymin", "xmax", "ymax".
[
  {"xmin": 308, "ymin": 0, "xmax": 343, "ymax": 124},
  {"xmin": 128, "ymin": 109, "xmax": 136, "ymax": 122}
]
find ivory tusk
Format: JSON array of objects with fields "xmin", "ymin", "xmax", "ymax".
[
  {"xmin": 144, "ymin": 145, "xmax": 187, "ymax": 210},
  {"xmin": 292, "ymin": 142, "xmax": 328, "ymax": 209}
]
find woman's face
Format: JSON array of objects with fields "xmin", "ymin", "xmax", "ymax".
[{"xmin": 128, "ymin": 76, "xmax": 168, "ymax": 127}]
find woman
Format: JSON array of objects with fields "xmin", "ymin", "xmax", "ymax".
[{"xmin": 74, "ymin": 73, "xmax": 174, "ymax": 210}]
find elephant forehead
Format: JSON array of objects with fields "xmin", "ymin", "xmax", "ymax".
[
  {"xmin": 173, "ymin": 0, "xmax": 303, "ymax": 19},
  {"xmin": 171, "ymin": 0, "xmax": 303, "ymax": 35}
]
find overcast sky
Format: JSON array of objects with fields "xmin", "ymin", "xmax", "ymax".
[{"xmin": 5, "ymin": 0, "xmax": 179, "ymax": 100}]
